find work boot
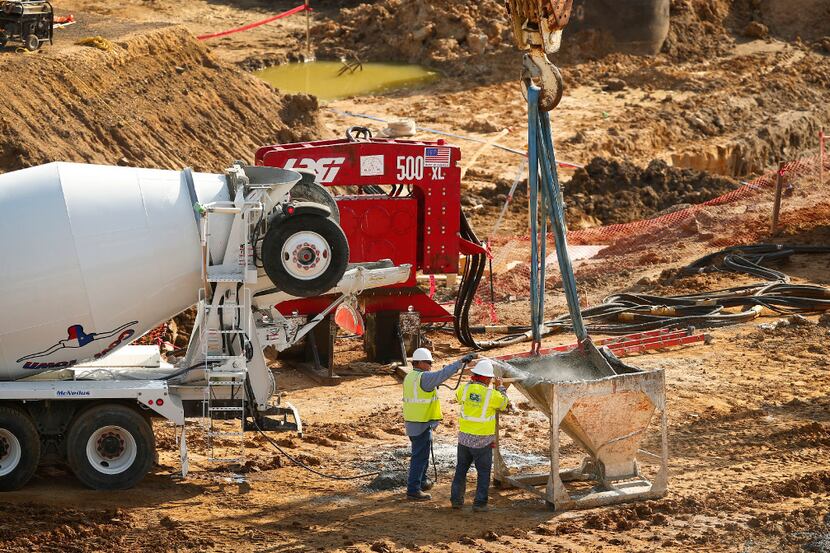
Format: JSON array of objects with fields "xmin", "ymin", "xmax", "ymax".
[
  {"xmin": 406, "ymin": 490, "xmax": 432, "ymax": 501},
  {"xmin": 472, "ymin": 504, "xmax": 489, "ymax": 513},
  {"xmin": 421, "ymin": 478, "xmax": 434, "ymax": 491},
  {"xmin": 451, "ymin": 502, "xmax": 463, "ymax": 510}
]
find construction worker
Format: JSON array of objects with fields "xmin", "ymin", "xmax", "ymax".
[
  {"xmin": 402, "ymin": 347, "xmax": 477, "ymax": 501},
  {"xmin": 450, "ymin": 358, "xmax": 509, "ymax": 512}
]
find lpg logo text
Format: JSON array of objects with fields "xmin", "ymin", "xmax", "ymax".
[{"xmin": 284, "ymin": 157, "xmax": 346, "ymax": 184}]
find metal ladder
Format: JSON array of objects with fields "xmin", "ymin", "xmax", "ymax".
[
  {"xmin": 201, "ymin": 298, "xmax": 248, "ymax": 464},
  {"xmin": 198, "ymin": 202, "xmax": 257, "ymax": 464}
]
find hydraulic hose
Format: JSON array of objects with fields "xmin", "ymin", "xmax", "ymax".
[
  {"xmin": 471, "ymin": 243, "xmax": 830, "ymax": 346},
  {"xmin": 454, "ymin": 209, "xmax": 486, "ymax": 349}
]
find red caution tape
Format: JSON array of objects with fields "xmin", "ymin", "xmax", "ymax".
[{"xmin": 197, "ymin": 4, "xmax": 308, "ymax": 41}]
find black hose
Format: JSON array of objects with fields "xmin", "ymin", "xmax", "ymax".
[
  {"xmin": 470, "ymin": 243, "xmax": 830, "ymax": 345},
  {"xmin": 251, "ymin": 421, "xmax": 385, "ymax": 480},
  {"xmin": 242, "ymin": 378, "xmax": 386, "ymax": 480},
  {"xmin": 454, "ymin": 210, "xmax": 486, "ymax": 348}
]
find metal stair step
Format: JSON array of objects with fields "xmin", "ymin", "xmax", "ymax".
[
  {"xmin": 207, "ymin": 371, "xmax": 247, "ymax": 379},
  {"xmin": 207, "ymin": 431, "xmax": 245, "ymax": 437},
  {"xmin": 208, "ymin": 406, "xmax": 245, "ymax": 412}
]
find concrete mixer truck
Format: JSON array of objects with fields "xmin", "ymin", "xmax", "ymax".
[{"xmin": 0, "ymin": 161, "xmax": 410, "ymax": 491}]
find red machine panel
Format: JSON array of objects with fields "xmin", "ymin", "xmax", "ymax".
[
  {"xmin": 256, "ymin": 138, "xmax": 462, "ymax": 274},
  {"xmin": 337, "ymin": 195, "xmax": 418, "ymax": 287}
]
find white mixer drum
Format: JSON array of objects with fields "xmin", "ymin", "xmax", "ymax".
[{"xmin": 0, "ymin": 162, "xmax": 231, "ymax": 380}]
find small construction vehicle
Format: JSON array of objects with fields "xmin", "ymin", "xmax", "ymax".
[{"xmin": 0, "ymin": 0, "xmax": 53, "ymax": 51}]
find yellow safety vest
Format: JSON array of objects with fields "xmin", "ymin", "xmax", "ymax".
[
  {"xmin": 402, "ymin": 370, "xmax": 443, "ymax": 423},
  {"xmin": 456, "ymin": 382, "xmax": 508, "ymax": 436}
]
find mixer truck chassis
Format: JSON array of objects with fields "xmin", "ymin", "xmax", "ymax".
[{"xmin": 0, "ymin": 161, "xmax": 411, "ymax": 490}]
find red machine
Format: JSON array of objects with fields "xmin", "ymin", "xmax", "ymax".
[{"xmin": 255, "ymin": 128, "xmax": 486, "ymax": 367}]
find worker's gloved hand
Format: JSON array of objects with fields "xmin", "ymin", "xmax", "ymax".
[{"xmin": 460, "ymin": 353, "xmax": 478, "ymax": 364}]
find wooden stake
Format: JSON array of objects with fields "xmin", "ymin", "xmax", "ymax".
[
  {"xmin": 771, "ymin": 162, "xmax": 785, "ymax": 235},
  {"xmin": 304, "ymin": 0, "xmax": 311, "ymax": 58}
]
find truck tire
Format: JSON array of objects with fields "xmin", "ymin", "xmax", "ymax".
[
  {"xmin": 25, "ymin": 34, "xmax": 40, "ymax": 52},
  {"xmin": 289, "ymin": 171, "xmax": 340, "ymax": 224},
  {"xmin": 66, "ymin": 404, "xmax": 154, "ymax": 490},
  {"xmin": 0, "ymin": 406, "xmax": 40, "ymax": 491},
  {"xmin": 261, "ymin": 213, "xmax": 349, "ymax": 297}
]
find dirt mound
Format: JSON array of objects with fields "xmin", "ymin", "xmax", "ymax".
[
  {"xmin": 754, "ymin": 0, "xmax": 830, "ymax": 43},
  {"xmin": 313, "ymin": 0, "xmax": 512, "ymax": 65},
  {"xmin": 564, "ymin": 157, "xmax": 741, "ymax": 224},
  {"xmin": 661, "ymin": 0, "xmax": 736, "ymax": 61},
  {"xmin": 0, "ymin": 24, "xmax": 320, "ymax": 173}
]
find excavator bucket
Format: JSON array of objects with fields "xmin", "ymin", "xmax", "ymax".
[{"xmin": 493, "ymin": 343, "xmax": 667, "ymax": 510}]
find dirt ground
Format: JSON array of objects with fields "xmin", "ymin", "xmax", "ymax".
[{"xmin": 0, "ymin": 0, "xmax": 828, "ymax": 551}]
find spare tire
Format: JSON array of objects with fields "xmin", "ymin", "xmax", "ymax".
[
  {"xmin": 261, "ymin": 213, "xmax": 349, "ymax": 297},
  {"xmin": 289, "ymin": 171, "xmax": 340, "ymax": 224}
]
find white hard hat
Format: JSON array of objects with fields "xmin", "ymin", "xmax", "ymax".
[
  {"xmin": 471, "ymin": 359, "xmax": 495, "ymax": 378},
  {"xmin": 412, "ymin": 348, "xmax": 433, "ymax": 363}
]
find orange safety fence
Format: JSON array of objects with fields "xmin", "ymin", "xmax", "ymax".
[{"xmin": 473, "ymin": 139, "xmax": 830, "ymax": 323}]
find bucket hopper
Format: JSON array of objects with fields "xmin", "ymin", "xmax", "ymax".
[{"xmin": 492, "ymin": 345, "xmax": 667, "ymax": 510}]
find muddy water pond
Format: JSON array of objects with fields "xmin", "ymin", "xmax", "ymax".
[{"xmin": 255, "ymin": 61, "xmax": 438, "ymax": 101}]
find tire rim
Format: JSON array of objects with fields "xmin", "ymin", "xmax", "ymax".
[
  {"xmin": 280, "ymin": 230, "xmax": 331, "ymax": 281},
  {"xmin": 0, "ymin": 429, "xmax": 22, "ymax": 477},
  {"xmin": 86, "ymin": 425, "xmax": 137, "ymax": 475}
]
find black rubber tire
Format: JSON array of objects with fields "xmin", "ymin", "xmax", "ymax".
[
  {"xmin": 261, "ymin": 213, "xmax": 349, "ymax": 297},
  {"xmin": 25, "ymin": 34, "xmax": 40, "ymax": 52},
  {"xmin": 66, "ymin": 404, "xmax": 154, "ymax": 490},
  {"xmin": 289, "ymin": 171, "xmax": 340, "ymax": 224},
  {"xmin": 0, "ymin": 406, "xmax": 40, "ymax": 491}
]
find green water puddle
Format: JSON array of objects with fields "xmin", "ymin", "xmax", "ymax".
[{"xmin": 255, "ymin": 61, "xmax": 439, "ymax": 101}]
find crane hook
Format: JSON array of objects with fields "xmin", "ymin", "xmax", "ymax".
[{"xmin": 521, "ymin": 49, "xmax": 564, "ymax": 111}]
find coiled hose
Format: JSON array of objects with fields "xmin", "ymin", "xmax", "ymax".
[{"xmin": 471, "ymin": 243, "xmax": 830, "ymax": 346}]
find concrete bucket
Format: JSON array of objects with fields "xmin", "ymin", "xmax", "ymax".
[{"xmin": 493, "ymin": 341, "xmax": 667, "ymax": 510}]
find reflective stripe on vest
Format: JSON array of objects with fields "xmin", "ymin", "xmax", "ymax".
[
  {"xmin": 402, "ymin": 371, "xmax": 442, "ymax": 422},
  {"xmin": 457, "ymin": 382, "xmax": 504, "ymax": 436}
]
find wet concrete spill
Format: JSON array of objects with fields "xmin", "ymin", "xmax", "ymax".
[
  {"xmin": 365, "ymin": 441, "xmax": 548, "ymax": 491},
  {"xmin": 254, "ymin": 61, "xmax": 438, "ymax": 101}
]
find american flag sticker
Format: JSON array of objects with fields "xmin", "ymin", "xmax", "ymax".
[{"xmin": 424, "ymin": 146, "xmax": 451, "ymax": 168}]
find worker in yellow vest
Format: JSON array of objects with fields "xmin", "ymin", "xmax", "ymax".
[
  {"xmin": 402, "ymin": 348, "xmax": 477, "ymax": 501},
  {"xmin": 450, "ymin": 358, "xmax": 509, "ymax": 512}
]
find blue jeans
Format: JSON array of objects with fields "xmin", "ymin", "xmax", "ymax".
[
  {"xmin": 450, "ymin": 444, "xmax": 493, "ymax": 506},
  {"xmin": 407, "ymin": 427, "xmax": 432, "ymax": 494}
]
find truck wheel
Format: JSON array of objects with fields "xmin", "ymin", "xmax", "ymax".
[
  {"xmin": 25, "ymin": 34, "xmax": 40, "ymax": 51},
  {"xmin": 66, "ymin": 404, "xmax": 154, "ymax": 490},
  {"xmin": 0, "ymin": 407, "xmax": 40, "ymax": 491},
  {"xmin": 262, "ymin": 213, "xmax": 349, "ymax": 297},
  {"xmin": 289, "ymin": 171, "xmax": 340, "ymax": 224}
]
